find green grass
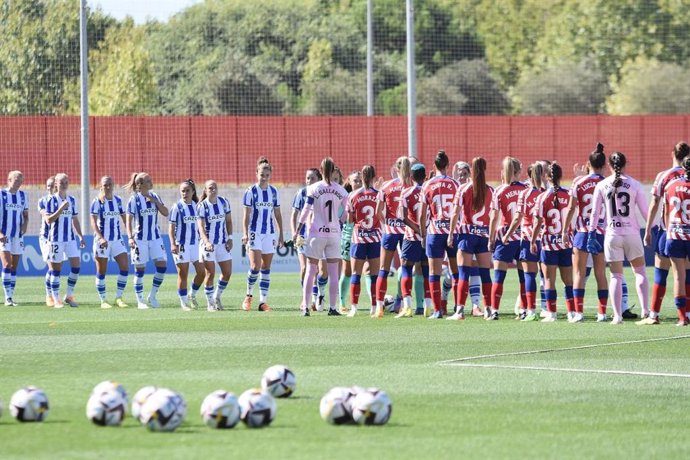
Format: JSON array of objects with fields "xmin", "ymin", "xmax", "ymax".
[{"xmin": 1, "ymin": 268, "xmax": 689, "ymax": 459}]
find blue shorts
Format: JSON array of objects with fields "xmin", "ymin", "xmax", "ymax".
[
  {"xmin": 426, "ymin": 234, "xmax": 457, "ymax": 259},
  {"xmin": 655, "ymin": 227, "xmax": 670, "ymax": 258},
  {"xmin": 572, "ymin": 231, "xmax": 604, "ymax": 253},
  {"xmin": 540, "ymin": 248, "xmax": 573, "ymax": 266},
  {"xmin": 519, "ymin": 240, "xmax": 540, "ymax": 262},
  {"xmin": 665, "ymin": 238, "xmax": 690, "ymax": 259},
  {"xmin": 381, "ymin": 233, "xmax": 404, "ymax": 252},
  {"xmin": 351, "ymin": 241, "xmax": 381, "ymax": 260},
  {"xmin": 493, "ymin": 239, "xmax": 520, "ymax": 263},
  {"xmin": 458, "ymin": 233, "xmax": 489, "ymax": 255},
  {"xmin": 401, "ymin": 239, "xmax": 426, "ymax": 263}
]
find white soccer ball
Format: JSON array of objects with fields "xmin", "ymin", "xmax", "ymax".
[
  {"xmin": 320, "ymin": 387, "xmax": 356, "ymax": 425},
  {"xmin": 9, "ymin": 386, "xmax": 50, "ymax": 422},
  {"xmin": 131, "ymin": 385, "xmax": 158, "ymax": 421},
  {"xmin": 351, "ymin": 388, "xmax": 392, "ymax": 426},
  {"xmin": 200, "ymin": 390, "xmax": 241, "ymax": 429},
  {"xmin": 138, "ymin": 388, "xmax": 187, "ymax": 432},
  {"xmin": 238, "ymin": 388, "xmax": 277, "ymax": 428},
  {"xmin": 86, "ymin": 389, "xmax": 127, "ymax": 426},
  {"xmin": 92, "ymin": 380, "xmax": 128, "ymax": 406},
  {"xmin": 383, "ymin": 294, "xmax": 396, "ymax": 311},
  {"xmin": 261, "ymin": 365, "xmax": 296, "ymax": 398}
]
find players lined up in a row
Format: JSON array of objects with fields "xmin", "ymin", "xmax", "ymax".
[{"xmin": 292, "ymin": 143, "xmax": 690, "ymax": 326}]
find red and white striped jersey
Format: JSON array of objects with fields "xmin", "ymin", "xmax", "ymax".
[
  {"xmin": 491, "ymin": 181, "xmax": 527, "ymax": 242},
  {"xmin": 422, "ymin": 175, "xmax": 459, "ymax": 235},
  {"xmin": 663, "ymin": 176, "xmax": 690, "ymax": 240},
  {"xmin": 455, "ymin": 182, "xmax": 493, "ymax": 237},
  {"xmin": 534, "ymin": 187, "xmax": 572, "ymax": 251},
  {"xmin": 517, "ymin": 187, "xmax": 543, "ymax": 241},
  {"xmin": 400, "ymin": 184, "xmax": 423, "ymax": 241},
  {"xmin": 570, "ymin": 173, "xmax": 606, "ymax": 234},
  {"xmin": 377, "ymin": 178, "xmax": 406, "ymax": 235},
  {"xmin": 347, "ymin": 187, "xmax": 381, "ymax": 244},
  {"xmin": 653, "ymin": 166, "xmax": 684, "ymax": 230}
]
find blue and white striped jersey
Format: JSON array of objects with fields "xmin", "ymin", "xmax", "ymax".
[
  {"xmin": 168, "ymin": 199, "xmax": 199, "ymax": 246},
  {"xmin": 37, "ymin": 194, "xmax": 52, "ymax": 240},
  {"xmin": 0, "ymin": 189, "xmax": 28, "ymax": 238},
  {"xmin": 90, "ymin": 196, "xmax": 125, "ymax": 242},
  {"xmin": 243, "ymin": 184, "xmax": 280, "ymax": 235},
  {"xmin": 127, "ymin": 192, "xmax": 164, "ymax": 241},
  {"xmin": 198, "ymin": 196, "xmax": 231, "ymax": 245},
  {"xmin": 292, "ymin": 187, "xmax": 307, "ymax": 237},
  {"xmin": 45, "ymin": 194, "xmax": 78, "ymax": 243}
]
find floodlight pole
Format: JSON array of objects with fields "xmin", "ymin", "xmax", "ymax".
[
  {"xmin": 367, "ymin": 0, "xmax": 374, "ymax": 116},
  {"xmin": 406, "ymin": 0, "xmax": 417, "ymax": 159},
  {"xmin": 79, "ymin": 0, "xmax": 90, "ymax": 233}
]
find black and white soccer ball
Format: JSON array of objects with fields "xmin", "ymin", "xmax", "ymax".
[
  {"xmin": 138, "ymin": 388, "xmax": 187, "ymax": 432},
  {"xmin": 200, "ymin": 390, "xmax": 241, "ymax": 429},
  {"xmin": 131, "ymin": 385, "xmax": 158, "ymax": 421},
  {"xmin": 261, "ymin": 365, "xmax": 296, "ymax": 398},
  {"xmin": 9, "ymin": 386, "xmax": 50, "ymax": 422},
  {"xmin": 319, "ymin": 387, "xmax": 356, "ymax": 425},
  {"xmin": 91, "ymin": 380, "xmax": 129, "ymax": 406},
  {"xmin": 86, "ymin": 389, "xmax": 127, "ymax": 426},
  {"xmin": 238, "ymin": 388, "xmax": 277, "ymax": 428},
  {"xmin": 351, "ymin": 388, "xmax": 392, "ymax": 426}
]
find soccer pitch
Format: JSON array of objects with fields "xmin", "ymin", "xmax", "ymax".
[{"xmin": 1, "ymin": 268, "xmax": 689, "ymax": 459}]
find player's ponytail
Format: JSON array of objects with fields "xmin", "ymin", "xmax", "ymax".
[
  {"xmin": 609, "ymin": 152, "xmax": 626, "ymax": 188},
  {"xmin": 501, "ymin": 156, "xmax": 521, "ymax": 184},
  {"xmin": 124, "ymin": 172, "xmax": 143, "ymax": 194},
  {"xmin": 397, "ymin": 156, "xmax": 412, "ymax": 186},
  {"xmin": 674, "ymin": 141, "xmax": 690, "ymax": 162},
  {"xmin": 362, "ymin": 164, "xmax": 376, "ymax": 189},
  {"xmin": 435, "ymin": 150, "xmax": 449, "ymax": 172},
  {"xmin": 530, "ymin": 162, "xmax": 543, "ymax": 189},
  {"xmin": 589, "ymin": 142, "xmax": 606, "ymax": 170},
  {"xmin": 548, "ymin": 163, "xmax": 562, "ymax": 210},
  {"xmin": 471, "ymin": 157, "xmax": 486, "ymax": 212},
  {"xmin": 321, "ymin": 157, "xmax": 335, "ymax": 185},
  {"xmin": 683, "ymin": 157, "xmax": 690, "ymax": 182}
]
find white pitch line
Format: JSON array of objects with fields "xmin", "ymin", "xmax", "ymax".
[
  {"xmin": 444, "ymin": 363, "xmax": 690, "ymax": 379},
  {"xmin": 437, "ymin": 334, "xmax": 690, "ymax": 366}
]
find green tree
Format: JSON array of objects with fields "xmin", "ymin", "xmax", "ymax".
[{"xmin": 606, "ymin": 57, "xmax": 690, "ymax": 114}]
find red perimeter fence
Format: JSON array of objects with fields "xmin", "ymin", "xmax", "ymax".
[{"xmin": 1, "ymin": 115, "xmax": 688, "ymax": 185}]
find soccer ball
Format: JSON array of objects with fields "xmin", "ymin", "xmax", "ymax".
[
  {"xmin": 131, "ymin": 385, "xmax": 158, "ymax": 420},
  {"xmin": 200, "ymin": 390, "xmax": 241, "ymax": 429},
  {"xmin": 319, "ymin": 387, "xmax": 356, "ymax": 425},
  {"xmin": 9, "ymin": 386, "xmax": 50, "ymax": 422},
  {"xmin": 261, "ymin": 365, "xmax": 296, "ymax": 398},
  {"xmin": 383, "ymin": 294, "xmax": 397, "ymax": 312},
  {"xmin": 86, "ymin": 389, "xmax": 127, "ymax": 426},
  {"xmin": 138, "ymin": 388, "xmax": 187, "ymax": 432},
  {"xmin": 92, "ymin": 380, "xmax": 128, "ymax": 406},
  {"xmin": 238, "ymin": 388, "xmax": 277, "ymax": 428},
  {"xmin": 351, "ymin": 388, "xmax": 392, "ymax": 426}
]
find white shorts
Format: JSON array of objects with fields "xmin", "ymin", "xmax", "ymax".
[
  {"xmin": 604, "ymin": 233, "xmax": 645, "ymax": 263},
  {"xmin": 247, "ymin": 232, "xmax": 276, "ymax": 254},
  {"xmin": 45, "ymin": 241, "xmax": 66, "ymax": 263},
  {"xmin": 200, "ymin": 242, "xmax": 232, "ymax": 263},
  {"xmin": 40, "ymin": 237, "xmax": 50, "ymax": 262},
  {"xmin": 304, "ymin": 236, "xmax": 341, "ymax": 260},
  {"xmin": 172, "ymin": 243, "xmax": 200, "ymax": 265},
  {"xmin": 93, "ymin": 239, "xmax": 127, "ymax": 260},
  {"xmin": 64, "ymin": 239, "xmax": 81, "ymax": 259},
  {"xmin": 131, "ymin": 238, "xmax": 167, "ymax": 266},
  {"xmin": 0, "ymin": 236, "xmax": 24, "ymax": 255}
]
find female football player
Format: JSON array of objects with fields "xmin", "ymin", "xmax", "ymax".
[
  {"xmin": 588, "ymin": 152, "xmax": 649, "ymax": 324},
  {"xmin": 0, "ymin": 170, "xmax": 28, "ymax": 306},
  {"xmin": 242, "ymin": 157, "xmax": 284, "ymax": 312},
  {"xmin": 339, "ymin": 170, "xmax": 363, "ymax": 311},
  {"xmin": 198, "ymin": 180, "xmax": 234, "ymax": 311},
  {"xmin": 488, "ymin": 157, "xmax": 526, "ymax": 318},
  {"xmin": 531, "ymin": 163, "xmax": 573, "ymax": 322},
  {"xmin": 642, "ymin": 142, "xmax": 690, "ymax": 323},
  {"xmin": 169, "ymin": 179, "xmax": 205, "ymax": 311},
  {"xmin": 562, "ymin": 143, "xmax": 609, "ymax": 322},
  {"xmin": 125, "ymin": 172, "xmax": 169, "ymax": 309},
  {"xmin": 448, "ymin": 157, "xmax": 493, "ymax": 320},
  {"xmin": 296, "ymin": 157, "xmax": 348, "ymax": 316},
  {"xmin": 44, "ymin": 173, "xmax": 86, "ymax": 309},
  {"xmin": 90, "ymin": 175, "xmax": 129, "ymax": 309},
  {"xmin": 38, "ymin": 176, "xmax": 55, "ymax": 306},
  {"xmin": 420, "ymin": 150, "xmax": 459, "ymax": 320}
]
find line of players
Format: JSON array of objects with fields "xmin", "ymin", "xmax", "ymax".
[{"xmin": 292, "ymin": 143, "xmax": 690, "ymax": 325}]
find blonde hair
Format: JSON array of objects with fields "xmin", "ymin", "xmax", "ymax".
[
  {"xmin": 98, "ymin": 175, "xmax": 113, "ymax": 201},
  {"xmin": 396, "ymin": 156, "xmax": 412, "ymax": 186},
  {"xmin": 501, "ymin": 156, "xmax": 521, "ymax": 184},
  {"xmin": 123, "ymin": 172, "xmax": 149, "ymax": 194}
]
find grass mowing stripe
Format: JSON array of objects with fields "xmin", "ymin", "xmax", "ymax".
[{"xmin": 443, "ymin": 363, "xmax": 690, "ymax": 379}]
